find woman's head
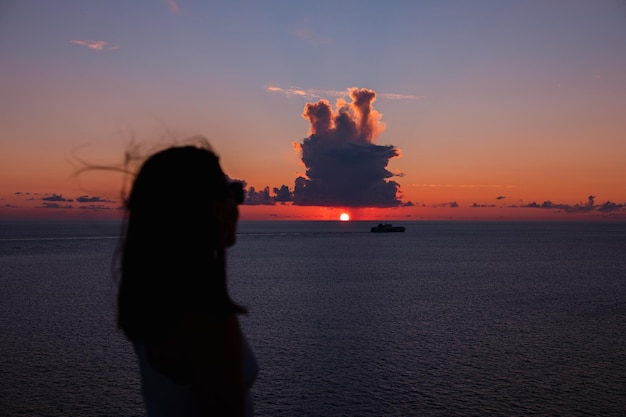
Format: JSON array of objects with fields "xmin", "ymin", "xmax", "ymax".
[
  {"xmin": 127, "ymin": 144, "xmax": 244, "ymax": 248},
  {"xmin": 118, "ymin": 144, "xmax": 246, "ymax": 342},
  {"xmin": 129, "ymin": 146, "xmax": 232, "ymax": 232}
]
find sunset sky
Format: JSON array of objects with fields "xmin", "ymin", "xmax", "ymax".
[{"xmin": 2, "ymin": 0, "xmax": 625, "ymax": 221}]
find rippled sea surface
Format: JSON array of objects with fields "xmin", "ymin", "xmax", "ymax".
[{"xmin": 1, "ymin": 220, "xmax": 625, "ymax": 416}]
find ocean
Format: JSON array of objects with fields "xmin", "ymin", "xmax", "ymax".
[{"xmin": 1, "ymin": 220, "xmax": 625, "ymax": 416}]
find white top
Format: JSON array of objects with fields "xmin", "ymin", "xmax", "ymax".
[{"xmin": 134, "ymin": 332, "xmax": 258, "ymax": 417}]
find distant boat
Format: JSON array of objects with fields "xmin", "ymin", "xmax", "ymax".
[{"xmin": 370, "ymin": 223, "xmax": 406, "ymax": 233}]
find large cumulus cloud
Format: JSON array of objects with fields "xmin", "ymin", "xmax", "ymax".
[{"xmin": 292, "ymin": 87, "xmax": 402, "ymax": 207}]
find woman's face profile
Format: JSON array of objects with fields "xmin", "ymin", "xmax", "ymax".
[
  {"xmin": 217, "ymin": 198, "xmax": 239, "ymax": 247},
  {"xmin": 218, "ymin": 180, "xmax": 244, "ymax": 247}
]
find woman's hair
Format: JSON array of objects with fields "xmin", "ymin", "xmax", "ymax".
[{"xmin": 117, "ymin": 144, "xmax": 245, "ymax": 343}]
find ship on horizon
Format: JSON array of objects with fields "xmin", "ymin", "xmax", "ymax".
[{"xmin": 370, "ymin": 223, "xmax": 406, "ymax": 233}]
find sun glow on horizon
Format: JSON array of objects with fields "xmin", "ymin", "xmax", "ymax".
[{"xmin": 339, "ymin": 213, "xmax": 350, "ymax": 221}]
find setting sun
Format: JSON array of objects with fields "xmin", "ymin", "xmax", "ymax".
[{"xmin": 339, "ymin": 213, "xmax": 350, "ymax": 221}]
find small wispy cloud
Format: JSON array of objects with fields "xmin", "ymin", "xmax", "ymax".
[
  {"xmin": 266, "ymin": 85, "xmax": 422, "ymax": 100},
  {"xmin": 70, "ymin": 40, "xmax": 120, "ymax": 51},
  {"xmin": 292, "ymin": 27, "xmax": 333, "ymax": 46},
  {"xmin": 42, "ymin": 194, "xmax": 73, "ymax": 202},
  {"xmin": 165, "ymin": 0, "xmax": 180, "ymax": 13},
  {"xmin": 76, "ymin": 195, "xmax": 116, "ymax": 204},
  {"xmin": 518, "ymin": 195, "xmax": 626, "ymax": 214},
  {"xmin": 379, "ymin": 93, "xmax": 424, "ymax": 100},
  {"xmin": 266, "ymin": 86, "xmax": 347, "ymax": 100},
  {"xmin": 431, "ymin": 202, "xmax": 459, "ymax": 208}
]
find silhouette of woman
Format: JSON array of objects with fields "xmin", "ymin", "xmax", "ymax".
[{"xmin": 117, "ymin": 143, "xmax": 257, "ymax": 416}]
